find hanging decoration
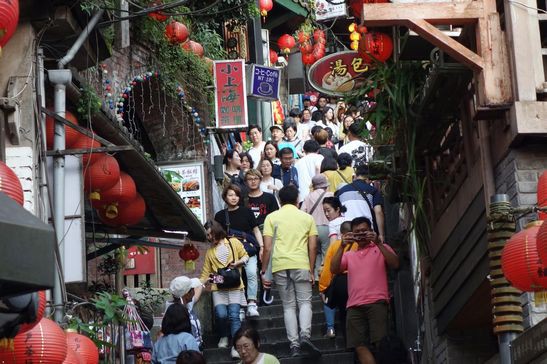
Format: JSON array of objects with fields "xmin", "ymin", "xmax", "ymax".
[
  {"xmin": 0, "ymin": 0, "xmax": 19, "ymax": 56},
  {"xmin": 269, "ymin": 49, "xmax": 278, "ymax": 66},
  {"xmin": 63, "ymin": 347, "xmax": 84, "ymax": 364},
  {"xmin": 91, "ymin": 171, "xmax": 137, "ymax": 215},
  {"xmin": 72, "ymin": 133, "xmax": 102, "ymax": 166},
  {"xmin": 538, "ymin": 220, "xmax": 547, "ymax": 269},
  {"xmin": 501, "ymin": 220, "xmax": 547, "ymax": 291},
  {"xmin": 302, "ymin": 53, "xmax": 315, "ymax": 65},
  {"xmin": 176, "ymin": 85, "xmax": 207, "ymax": 139},
  {"xmin": 165, "ymin": 21, "xmax": 189, "ymax": 45},
  {"xmin": 181, "ymin": 40, "xmax": 204, "ymax": 57},
  {"xmin": 83, "ymin": 154, "xmax": 121, "ymax": 201},
  {"xmin": 178, "ymin": 243, "xmax": 200, "ymax": 271},
  {"xmin": 358, "ymin": 31, "xmax": 393, "ymax": 63},
  {"xmin": 0, "ymin": 318, "xmax": 67, "ymax": 363},
  {"xmin": 46, "ymin": 110, "xmax": 81, "ymax": 150},
  {"xmin": 277, "ymin": 34, "xmax": 295, "ymax": 55},
  {"xmin": 18, "ymin": 291, "xmax": 46, "ymax": 335},
  {"xmin": 97, "ymin": 193, "xmax": 146, "ymax": 227},
  {"xmin": 259, "ymin": 0, "xmax": 273, "ymax": 20},
  {"xmin": 0, "ymin": 160, "xmax": 23, "ymax": 205},
  {"xmin": 348, "ymin": 23, "xmax": 362, "ymax": 51},
  {"xmin": 538, "ymin": 171, "xmax": 547, "ymax": 220},
  {"xmin": 297, "ymin": 25, "xmax": 326, "ymax": 66},
  {"xmin": 148, "ymin": 0, "xmax": 169, "ymax": 22},
  {"xmin": 66, "ymin": 330, "xmax": 99, "ymax": 364}
]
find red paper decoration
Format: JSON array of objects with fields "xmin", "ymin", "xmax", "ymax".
[
  {"xmin": 64, "ymin": 347, "xmax": 84, "ymax": 364},
  {"xmin": 300, "ymin": 42, "xmax": 312, "ymax": 55},
  {"xmin": 259, "ymin": 0, "xmax": 273, "ymax": 17},
  {"xmin": 83, "ymin": 155, "xmax": 120, "ymax": 201},
  {"xmin": 0, "ymin": 160, "xmax": 23, "ymax": 205},
  {"xmin": 179, "ymin": 243, "xmax": 200, "ymax": 271},
  {"xmin": 148, "ymin": 0, "xmax": 168, "ymax": 22},
  {"xmin": 277, "ymin": 34, "xmax": 295, "ymax": 54},
  {"xmin": 182, "ymin": 40, "xmax": 204, "ymax": 57},
  {"xmin": 72, "ymin": 133, "xmax": 102, "ymax": 165},
  {"xmin": 18, "ymin": 291, "xmax": 46, "ymax": 335},
  {"xmin": 302, "ymin": 53, "xmax": 315, "ymax": 65},
  {"xmin": 0, "ymin": 318, "xmax": 67, "ymax": 363},
  {"xmin": 0, "ymin": 0, "xmax": 20, "ymax": 53},
  {"xmin": 313, "ymin": 29, "xmax": 326, "ymax": 42},
  {"xmin": 165, "ymin": 21, "xmax": 189, "ymax": 44},
  {"xmin": 66, "ymin": 331, "xmax": 99, "ymax": 364},
  {"xmin": 91, "ymin": 172, "xmax": 137, "ymax": 215},
  {"xmin": 46, "ymin": 110, "xmax": 80, "ymax": 150},
  {"xmin": 97, "ymin": 193, "xmax": 146, "ymax": 226},
  {"xmin": 296, "ymin": 31, "xmax": 310, "ymax": 44},
  {"xmin": 538, "ymin": 220, "xmax": 547, "ymax": 270},
  {"xmin": 349, "ymin": 0, "xmax": 389, "ymax": 19},
  {"xmin": 269, "ymin": 49, "xmax": 278, "ymax": 65},
  {"xmin": 501, "ymin": 221, "xmax": 547, "ymax": 291},
  {"xmin": 538, "ymin": 171, "xmax": 547, "ymax": 220},
  {"xmin": 358, "ymin": 31, "xmax": 393, "ymax": 63}
]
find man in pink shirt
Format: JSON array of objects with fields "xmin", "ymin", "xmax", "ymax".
[{"xmin": 330, "ymin": 217, "xmax": 399, "ymax": 364}]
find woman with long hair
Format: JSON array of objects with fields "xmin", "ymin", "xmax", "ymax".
[
  {"xmin": 234, "ymin": 326, "xmax": 280, "ymax": 364},
  {"xmin": 239, "ymin": 152, "xmax": 254, "ymax": 173},
  {"xmin": 338, "ymin": 115, "xmax": 355, "ymax": 149},
  {"xmin": 322, "ymin": 153, "xmax": 354, "ymax": 193},
  {"xmin": 258, "ymin": 159, "xmax": 283, "ymax": 197},
  {"xmin": 200, "ymin": 220, "xmax": 249, "ymax": 359},
  {"xmin": 262, "ymin": 141, "xmax": 280, "ymax": 165},
  {"xmin": 223, "ymin": 150, "xmax": 248, "ymax": 203}
]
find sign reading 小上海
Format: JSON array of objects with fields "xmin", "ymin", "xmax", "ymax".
[
  {"xmin": 314, "ymin": 0, "xmax": 348, "ymax": 21},
  {"xmin": 307, "ymin": 51, "xmax": 370, "ymax": 97},
  {"xmin": 214, "ymin": 60, "xmax": 248, "ymax": 129},
  {"xmin": 247, "ymin": 64, "xmax": 280, "ymax": 101}
]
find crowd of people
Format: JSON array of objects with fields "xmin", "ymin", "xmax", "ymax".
[{"xmin": 150, "ymin": 97, "xmax": 402, "ymax": 364}]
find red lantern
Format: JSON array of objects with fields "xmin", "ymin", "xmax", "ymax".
[
  {"xmin": 358, "ymin": 31, "xmax": 393, "ymax": 63},
  {"xmin": 0, "ymin": 160, "xmax": 23, "ymax": 205},
  {"xmin": 91, "ymin": 172, "xmax": 137, "ymax": 215},
  {"xmin": 182, "ymin": 40, "xmax": 204, "ymax": 57},
  {"xmin": 349, "ymin": 0, "xmax": 389, "ymax": 19},
  {"xmin": 83, "ymin": 155, "xmax": 120, "ymax": 201},
  {"xmin": 300, "ymin": 42, "xmax": 312, "ymax": 55},
  {"xmin": 72, "ymin": 133, "xmax": 102, "ymax": 165},
  {"xmin": 277, "ymin": 34, "xmax": 295, "ymax": 54},
  {"xmin": 0, "ymin": 0, "xmax": 20, "ymax": 54},
  {"xmin": 64, "ymin": 347, "xmax": 84, "ymax": 364},
  {"xmin": 97, "ymin": 193, "xmax": 146, "ymax": 226},
  {"xmin": 501, "ymin": 221, "xmax": 547, "ymax": 291},
  {"xmin": 179, "ymin": 243, "xmax": 200, "ymax": 271},
  {"xmin": 46, "ymin": 110, "xmax": 80, "ymax": 150},
  {"xmin": 538, "ymin": 171, "xmax": 547, "ymax": 220},
  {"xmin": 165, "ymin": 21, "xmax": 189, "ymax": 44},
  {"xmin": 66, "ymin": 331, "xmax": 99, "ymax": 364},
  {"xmin": 313, "ymin": 29, "xmax": 326, "ymax": 42},
  {"xmin": 148, "ymin": 0, "xmax": 168, "ymax": 22},
  {"xmin": 259, "ymin": 0, "xmax": 273, "ymax": 17},
  {"xmin": 0, "ymin": 318, "xmax": 67, "ymax": 363},
  {"xmin": 302, "ymin": 53, "xmax": 315, "ymax": 65},
  {"xmin": 18, "ymin": 291, "xmax": 46, "ymax": 335},
  {"xmin": 269, "ymin": 49, "xmax": 278, "ymax": 65},
  {"xmin": 296, "ymin": 31, "xmax": 310, "ymax": 45},
  {"xmin": 538, "ymin": 221, "xmax": 547, "ymax": 270}
]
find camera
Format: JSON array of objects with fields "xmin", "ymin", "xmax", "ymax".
[{"xmin": 208, "ymin": 273, "xmax": 224, "ymax": 284}]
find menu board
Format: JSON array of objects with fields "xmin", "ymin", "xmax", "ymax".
[{"xmin": 161, "ymin": 162, "xmax": 206, "ymax": 223}]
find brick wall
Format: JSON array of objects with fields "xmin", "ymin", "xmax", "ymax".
[{"xmin": 158, "ymin": 241, "xmax": 209, "ymax": 288}]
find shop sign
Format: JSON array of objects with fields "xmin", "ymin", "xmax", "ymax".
[
  {"xmin": 123, "ymin": 246, "xmax": 156, "ymax": 275},
  {"xmin": 214, "ymin": 59, "xmax": 248, "ymax": 129},
  {"xmin": 160, "ymin": 162, "xmax": 206, "ymax": 223},
  {"xmin": 307, "ymin": 51, "xmax": 370, "ymax": 97},
  {"xmin": 247, "ymin": 64, "xmax": 280, "ymax": 101},
  {"xmin": 314, "ymin": 0, "xmax": 348, "ymax": 21}
]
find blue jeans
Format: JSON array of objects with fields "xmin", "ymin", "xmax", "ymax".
[
  {"xmin": 245, "ymin": 255, "xmax": 258, "ymax": 301},
  {"xmin": 324, "ymin": 304, "xmax": 336, "ymax": 330},
  {"xmin": 214, "ymin": 303, "xmax": 241, "ymax": 338}
]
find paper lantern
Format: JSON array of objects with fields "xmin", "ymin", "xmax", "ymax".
[
  {"xmin": 349, "ymin": 0, "xmax": 389, "ymax": 19},
  {"xmin": 0, "ymin": 318, "xmax": 67, "ymax": 363},
  {"xmin": 97, "ymin": 193, "xmax": 146, "ymax": 226},
  {"xmin": 302, "ymin": 53, "xmax": 315, "ymax": 65},
  {"xmin": 91, "ymin": 172, "xmax": 137, "ymax": 215},
  {"xmin": 313, "ymin": 29, "xmax": 326, "ymax": 42},
  {"xmin": 46, "ymin": 110, "xmax": 80, "ymax": 150},
  {"xmin": 538, "ymin": 171, "xmax": 547, "ymax": 220},
  {"xmin": 296, "ymin": 31, "xmax": 310, "ymax": 44},
  {"xmin": 18, "ymin": 291, "xmax": 46, "ymax": 335},
  {"xmin": 358, "ymin": 31, "xmax": 393, "ymax": 63},
  {"xmin": 537, "ymin": 219, "xmax": 547, "ymax": 268},
  {"xmin": 277, "ymin": 34, "xmax": 295, "ymax": 54},
  {"xmin": 501, "ymin": 221, "xmax": 547, "ymax": 291},
  {"xmin": 300, "ymin": 42, "xmax": 312, "ymax": 55},
  {"xmin": 182, "ymin": 40, "xmax": 204, "ymax": 57},
  {"xmin": 165, "ymin": 21, "xmax": 189, "ymax": 44},
  {"xmin": 269, "ymin": 49, "xmax": 278, "ymax": 65},
  {"xmin": 0, "ymin": 160, "xmax": 23, "ymax": 205},
  {"xmin": 259, "ymin": 0, "xmax": 273, "ymax": 17},
  {"xmin": 179, "ymin": 243, "xmax": 200, "ymax": 271},
  {"xmin": 63, "ymin": 347, "xmax": 84, "ymax": 364},
  {"xmin": 66, "ymin": 331, "xmax": 99, "ymax": 364},
  {"xmin": 148, "ymin": 0, "xmax": 168, "ymax": 22},
  {"xmin": 72, "ymin": 133, "xmax": 102, "ymax": 165},
  {"xmin": 0, "ymin": 0, "xmax": 20, "ymax": 54},
  {"xmin": 83, "ymin": 155, "xmax": 120, "ymax": 201}
]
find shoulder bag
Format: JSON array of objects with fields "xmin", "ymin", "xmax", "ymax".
[
  {"xmin": 309, "ymin": 190, "xmax": 327, "ymax": 215},
  {"xmin": 216, "ymin": 239, "xmax": 242, "ymax": 289},
  {"xmin": 225, "ymin": 209, "xmax": 259, "ymax": 257}
]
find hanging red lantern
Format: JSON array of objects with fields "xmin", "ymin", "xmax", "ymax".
[
  {"xmin": 179, "ymin": 243, "xmax": 200, "ymax": 271},
  {"xmin": 501, "ymin": 221, "xmax": 547, "ymax": 291},
  {"xmin": 358, "ymin": 31, "xmax": 393, "ymax": 63},
  {"xmin": 0, "ymin": 160, "xmax": 23, "ymax": 205},
  {"xmin": 18, "ymin": 291, "xmax": 46, "ymax": 335},
  {"xmin": 300, "ymin": 42, "xmax": 313, "ymax": 55},
  {"xmin": 66, "ymin": 330, "xmax": 99, "ymax": 364},
  {"xmin": 97, "ymin": 193, "xmax": 146, "ymax": 226},
  {"xmin": 538, "ymin": 220, "xmax": 547, "ymax": 270},
  {"xmin": 277, "ymin": 34, "xmax": 295, "ymax": 54},
  {"xmin": 302, "ymin": 53, "xmax": 316, "ymax": 65},
  {"xmin": 83, "ymin": 154, "xmax": 120, "ymax": 201},
  {"xmin": 538, "ymin": 171, "xmax": 547, "ymax": 220},
  {"xmin": 0, "ymin": 318, "xmax": 67, "ymax": 363},
  {"xmin": 64, "ymin": 347, "xmax": 84, "ymax": 364},
  {"xmin": 0, "ymin": 0, "xmax": 20, "ymax": 55},
  {"xmin": 296, "ymin": 31, "xmax": 310, "ymax": 45},
  {"xmin": 165, "ymin": 21, "xmax": 189, "ymax": 44},
  {"xmin": 46, "ymin": 110, "xmax": 81, "ymax": 150},
  {"xmin": 72, "ymin": 133, "xmax": 102, "ymax": 166},
  {"xmin": 349, "ymin": 0, "xmax": 388, "ymax": 19},
  {"xmin": 313, "ymin": 29, "xmax": 326, "ymax": 42},
  {"xmin": 91, "ymin": 172, "xmax": 137, "ymax": 215},
  {"xmin": 182, "ymin": 40, "xmax": 204, "ymax": 57},
  {"xmin": 259, "ymin": 0, "xmax": 273, "ymax": 18},
  {"xmin": 269, "ymin": 49, "xmax": 278, "ymax": 65},
  {"xmin": 148, "ymin": 0, "xmax": 168, "ymax": 22}
]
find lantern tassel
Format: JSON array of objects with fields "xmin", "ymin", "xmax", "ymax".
[
  {"xmin": 0, "ymin": 338, "xmax": 14, "ymax": 350},
  {"xmin": 185, "ymin": 260, "xmax": 196, "ymax": 271}
]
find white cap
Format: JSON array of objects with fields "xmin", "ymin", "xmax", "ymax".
[{"xmin": 169, "ymin": 276, "xmax": 201, "ymax": 298}]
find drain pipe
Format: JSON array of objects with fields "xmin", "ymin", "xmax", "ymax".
[{"xmin": 48, "ymin": 9, "xmax": 104, "ymax": 323}]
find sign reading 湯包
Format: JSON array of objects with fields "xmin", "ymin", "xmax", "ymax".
[
  {"xmin": 214, "ymin": 59, "xmax": 248, "ymax": 129},
  {"xmin": 314, "ymin": 0, "xmax": 348, "ymax": 21},
  {"xmin": 307, "ymin": 51, "xmax": 370, "ymax": 97},
  {"xmin": 247, "ymin": 64, "xmax": 280, "ymax": 101},
  {"xmin": 160, "ymin": 162, "xmax": 206, "ymax": 223}
]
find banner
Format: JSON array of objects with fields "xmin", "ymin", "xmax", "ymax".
[{"xmin": 214, "ymin": 60, "xmax": 248, "ymax": 129}]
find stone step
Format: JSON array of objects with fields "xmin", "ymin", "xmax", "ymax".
[
  {"xmin": 210, "ymin": 350, "xmax": 354, "ymax": 364},
  {"xmin": 257, "ymin": 300, "xmax": 325, "ymax": 318}
]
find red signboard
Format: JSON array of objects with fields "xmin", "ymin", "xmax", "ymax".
[
  {"xmin": 123, "ymin": 246, "xmax": 156, "ymax": 275},
  {"xmin": 307, "ymin": 51, "xmax": 370, "ymax": 97},
  {"xmin": 214, "ymin": 60, "xmax": 248, "ymax": 129}
]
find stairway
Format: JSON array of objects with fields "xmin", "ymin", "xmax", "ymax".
[{"xmin": 203, "ymin": 289, "xmax": 355, "ymax": 363}]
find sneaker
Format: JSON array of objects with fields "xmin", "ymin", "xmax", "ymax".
[
  {"xmin": 300, "ymin": 337, "xmax": 321, "ymax": 357},
  {"xmin": 239, "ymin": 308, "xmax": 246, "ymax": 322},
  {"xmin": 325, "ymin": 327, "xmax": 336, "ymax": 338},
  {"xmin": 289, "ymin": 346, "xmax": 301, "ymax": 357},
  {"xmin": 231, "ymin": 346, "xmax": 240, "ymax": 359},
  {"xmin": 246, "ymin": 303, "xmax": 260, "ymax": 317},
  {"xmin": 217, "ymin": 337, "xmax": 229, "ymax": 348}
]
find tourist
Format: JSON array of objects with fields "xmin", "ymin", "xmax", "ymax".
[
  {"xmin": 338, "ymin": 115, "xmax": 355, "ymax": 149},
  {"xmin": 222, "ymin": 149, "xmax": 247, "ymax": 204},
  {"xmin": 323, "ymin": 153, "xmax": 354, "ymax": 193},
  {"xmin": 303, "ymin": 95, "xmax": 317, "ymax": 113},
  {"xmin": 263, "ymin": 141, "xmax": 280, "ymax": 165},
  {"xmin": 168, "ymin": 276, "xmax": 204, "ymax": 350},
  {"xmin": 239, "ymin": 152, "xmax": 254, "ymax": 173},
  {"xmin": 245, "ymin": 169, "xmax": 279, "ymax": 231},
  {"xmin": 277, "ymin": 119, "xmax": 301, "ymax": 158},
  {"xmin": 298, "ymin": 108, "xmax": 315, "ymax": 142},
  {"xmin": 314, "ymin": 129, "xmax": 338, "ymax": 160},
  {"xmin": 323, "ymin": 196, "xmax": 349, "ymax": 244},
  {"xmin": 269, "ymin": 124, "xmax": 284, "ymax": 145},
  {"xmin": 316, "ymin": 107, "xmax": 338, "ymax": 137},
  {"xmin": 176, "ymin": 350, "xmax": 205, "ymax": 364},
  {"xmin": 247, "ymin": 125, "xmax": 266, "ymax": 166},
  {"xmin": 272, "ymin": 147, "xmax": 299, "ymax": 188},
  {"xmin": 234, "ymin": 326, "xmax": 281, "ymax": 364},
  {"xmin": 295, "ymin": 140, "xmax": 324, "ymax": 202},
  {"xmin": 258, "ymin": 159, "xmax": 283, "ymax": 198},
  {"xmin": 337, "ymin": 122, "xmax": 373, "ymax": 167}
]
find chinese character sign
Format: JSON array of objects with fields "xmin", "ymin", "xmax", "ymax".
[
  {"xmin": 307, "ymin": 51, "xmax": 370, "ymax": 97},
  {"xmin": 214, "ymin": 60, "xmax": 248, "ymax": 129}
]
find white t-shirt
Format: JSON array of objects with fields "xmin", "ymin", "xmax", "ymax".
[
  {"xmin": 329, "ymin": 215, "xmax": 349, "ymax": 239},
  {"xmin": 260, "ymin": 177, "xmax": 283, "ymax": 195},
  {"xmin": 248, "ymin": 141, "xmax": 266, "ymax": 168},
  {"xmin": 295, "ymin": 153, "xmax": 324, "ymax": 202},
  {"xmin": 298, "ymin": 120, "xmax": 316, "ymax": 141},
  {"xmin": 338, "ymin": 140, "xmax": 373, "ymax": 166}
]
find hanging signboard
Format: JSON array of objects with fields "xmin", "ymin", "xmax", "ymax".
[
  {"xmin": 314, "ymin": 0, "xmax": 348, "ymax": 21},
  {"xmin": 160, "ymin": 162, "xmax": 206, "ymax": 223},
  {"xmin": 246, "ymin": 64, "xmax": 281, "ymax": 101},
  {"xmin": 123, "ymin": 246, "xmax": 156, "ymax": 275},
  {"xmin": 214, "ymin": 59, "xmax": 248, "ymax": 129},
  {"xmin": 307, "ymin": 51, "xmax": 370, "ymax": 97}
]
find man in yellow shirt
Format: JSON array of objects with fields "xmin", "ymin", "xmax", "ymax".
[{"xmin": 261, "ymin": 185, "xmax": 320, "ymax": 358}]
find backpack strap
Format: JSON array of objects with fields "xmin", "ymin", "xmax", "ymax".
[{"xmin": 309, "ymin": 190, "xmax": 328, "ymax": 215}]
